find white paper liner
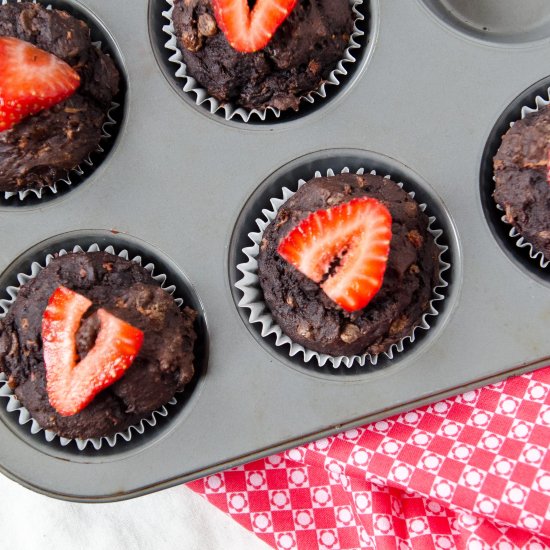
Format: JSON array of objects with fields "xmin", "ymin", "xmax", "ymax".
[
  {"xmin": 494, "ymin": 88, "xmax": 550, "ymax": 269},
  {"xmin": 235, "ymin": 167, "xmax": 451, "ymax": 368},
  {"xmin": 1, "ymin": 1, "xmax": 120, "ymax": 201},
  {"xmin": 0, "ymin": 243, "xmax": 186, "ymax": 450},
  {"xmin": 161, "ymin": 0, "xmax": 365, "ymax": 122}
]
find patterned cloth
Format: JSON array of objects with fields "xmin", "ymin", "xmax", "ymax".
[{"xmin": 188, "ymin": 367, "xmax": 550, "ymax": 549}]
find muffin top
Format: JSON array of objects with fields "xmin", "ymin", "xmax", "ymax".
[
  {"xmin": 0, "ymin": 2, "xmax": 119, "ymax": 193},
  {"xmin": 257, "ymin": 173, "xmax": 440, "ymax": 357},
  {"xmin": 493, "ymin": 105, "xmax": 550, "ymax": 261},
  {"xmin": 0, "ymin": 252, "xmax": 196, "ymax": 440},
  {"xmin": 172, "ymin": 0, "xmax": 353, "ymax": 111}
]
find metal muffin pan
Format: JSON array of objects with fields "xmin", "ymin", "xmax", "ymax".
[{"xmin": 0, "ymin": 0, "xmax": 549, "ymax": 501}]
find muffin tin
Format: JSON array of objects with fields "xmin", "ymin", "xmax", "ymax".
[
  {"xmin": 0, "ymin": 0, "xmax": 549, "ymax": 502},
  {"xmin": 159, "ymin": 0, "xmax": 368, "ymax": 122}
]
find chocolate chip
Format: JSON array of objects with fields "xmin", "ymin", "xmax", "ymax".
[
  {"xmin": 275, "ymin": 211, "xmax": 289, "ymax": 228},
  {"xmin": 198, "ymin": 13, "xmax": 217, "ymax": 37},
  {"xmin": 340, "ymin": 323, "xmax": 361, "ymax": 343},
  {"xmin": 505, "ymin": 205, "xmax": 515, "ymax": 224},
  {"xmin": 404, "ymin": 201, "xmax": 418, "ymax": 217},
  {"xmin": 181, "ymin": 29, "xmax": 202, "ymax": 52},
  {"xmin": 307, "ymin": 59, "xmax": 321, "ymax": 75},
  {"xmin": 297, "ymin": 321, "xmax": 313, "ymax": 339},
  {"xmin": 407, "ymin": 230, "xmax": 423, "ymax": 249}
]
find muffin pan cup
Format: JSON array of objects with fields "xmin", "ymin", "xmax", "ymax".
[
  {"xmin": 480, "ymin": 74, "xmax": 550, "ymax": 288},
  {"xmin": 493, "ymin": 88, "xmax": 550, "ymax": 270},
  {"xmin": 419, "ymin": 0, "xmax": 550, "ymax": 47},
  {"xmin": 0, "ymin": 0, "xmax": 550, "ymax": 502},
  {"xmin": 0, "ymin": 0, "xmax": 128, "ymax": 205},
  {"xmin": 0, "ymin": 243, "xmax": 190, "ymax": 451},
  {"xmin": 235, "ymin": 165, "xmax": 450, "ymax": 369},
  {"xmin": 160, "ymin": 0, "xmax": 366, "ymax": 123}
]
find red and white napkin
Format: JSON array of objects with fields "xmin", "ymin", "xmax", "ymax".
[{"xmin": 188, "ymin": 367, "xmax": 550, "ymax": 549}]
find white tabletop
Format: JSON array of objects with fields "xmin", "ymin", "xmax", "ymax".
[{"xmin": 0, "ymin": 473, "xmax": 269, "ymax": 550}]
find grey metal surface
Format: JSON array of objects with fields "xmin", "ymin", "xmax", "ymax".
[
  {"xmin": 0, "ymin": 0, "xmax": 550, "ymax": 501},
  {"xmin": 419, "ymin": 0, "xmax": 550, "ymax": 45}
]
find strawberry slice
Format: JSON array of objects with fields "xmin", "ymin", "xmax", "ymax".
[
  {"xmin": 42, "ymin": 286, "xmax": 144, "ymax": 417},
  {"xmin": 0, "ymin": 37, "xmax": 80, "ymax": 132},
  {"xmin": 212, "ymin": 0, "xmax": 297, "ymax": 53},
  {"xmin": 277, "ymin": 197, "xmax": 393, "ymax": 312}
]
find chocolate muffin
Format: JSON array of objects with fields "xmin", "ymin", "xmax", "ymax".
[
  {"xmin": 493, "ymin": 105, "xmax": 550, "ymax": 262},
  {"xmin": 0, "ymin": 2, "xmax": 120, "ymax": 194},
  {"xmin": 172, "ymin": 0, "xmax": 354, "ymax": 111},
  {"xmin": 0, "ymin": 251, "xmax": 196, "ymax": 440},
  {"xmin": 257, "ymin": 174, "xmax": 440, "ymax": 357}
]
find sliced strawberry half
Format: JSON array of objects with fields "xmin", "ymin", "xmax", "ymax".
[
  {"xmin": 277, "ymin": 197, "xmax": 393, "ymax": 312},
  {"xmin": 42, "ymin": 286, "xmax": 144, "ymax": 417},
  {"xmin": 0, "ymin": 37, "xmax": 80, "ymax": 132},
  {"xmin": 212, "ymin": 0, "xmax": 297, "ymax": 53}
]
